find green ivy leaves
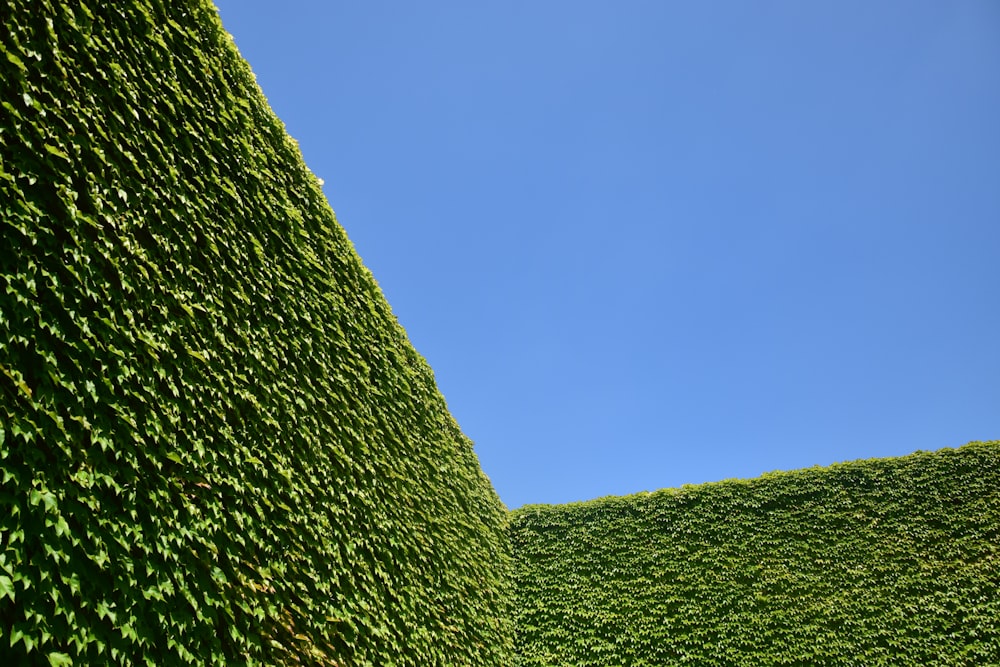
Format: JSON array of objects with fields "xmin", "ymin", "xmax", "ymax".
[
  {"xmin": 511, "ymin": 442, "xmax": 1000, "ymax": 666},
  {"xmin": 1, "ymin": 1, "xmax": 513, "ymax": 665}
]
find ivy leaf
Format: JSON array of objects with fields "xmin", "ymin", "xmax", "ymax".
[
  {"xmin": 0, "ymin": 575, "xmax": 14, "ymax": 601},
  {"xmin": 47, "ymin": 652, "xmax": 73, "ymax": 667},
  {"xmin": 5, "ymin": 50, "xmax": 27, "ymax": 72},
  {"xmin": 44, "ymin": 144, "xmax": 70, "ymax": 161},
  {"xmin": 29, "ymin": 489, "xmax": 57, "ymax": 512}
]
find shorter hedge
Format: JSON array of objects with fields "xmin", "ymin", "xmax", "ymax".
[{"xmin": 511, "ymin": 441, "xmax": 1000, "ymax": 666}]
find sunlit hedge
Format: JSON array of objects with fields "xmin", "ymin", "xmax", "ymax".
[
  {"xmin": 511, "ymin": 441, "xmax": 1000, "ymax": 666},
  {"xmin": 3, "ymin": 2, "xmax": 995, "ymax": 666},
  {"xmin": 0, "ymin": 1, "xmax": 512, "ymax": 664}
]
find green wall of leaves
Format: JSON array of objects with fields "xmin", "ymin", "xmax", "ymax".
[
  {"xmin": 0, "ymin": 1, "xmax": 512, "ymax": 665},
  {"xmin": 511, "ymin": 441, "xmax": 1000, "ymax": 666},
  {"xmin": 2, "ymin": 2, "xmax": 996, "ymax": 666}
]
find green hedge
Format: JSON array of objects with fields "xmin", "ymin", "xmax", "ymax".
[
  {"xmin": 511, "ymin": 442, "xmax": 1000, "ymax": 666},
  {"xmin": 0, "ymin": 1, "xmax": 512, "ymax": 664},
  {"xmin": 3, "ymin": 2, "xmax": 995, "ymax": 666}
]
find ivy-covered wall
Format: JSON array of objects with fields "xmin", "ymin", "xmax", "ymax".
[
  {"xmin": 511, "ymin": 441, "xmax": 1000, "ymax": 666},
  {"xmin": 2, "ymin": 2, "xmax": 995, "ymax": 666},
  {"xmin": 0, "ymin": 1, "xmax": 512, "ymax": 665}
]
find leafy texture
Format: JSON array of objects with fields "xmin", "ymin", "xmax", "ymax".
[
  {"xmin": 1, "ymin": 2, "xmax": 995, "ymax": 666},
  {"xmin": 0, "ymin": 1, "xmax": 512, "ymax": 664},
  {"xmin": 511, "ymin": 442, "xmax": 1000, "ymax": 666}
]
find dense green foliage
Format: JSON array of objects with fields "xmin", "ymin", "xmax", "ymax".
[
  {"xmin": 0, "ymin": 1, "xmax": 512, "ymax": 664},
  {"xmin": 511, "ymin": 442, "xmax": 1000, "ymax": 666},
  {"xmin": 2, "ymin": 2, "xmax": 995, "ymax": 666}
]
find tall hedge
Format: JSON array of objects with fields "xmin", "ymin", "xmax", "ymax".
[
  {"xmin": 0, "ymin": 1, "xmax": 512, "ymax": 665},
  {"xmin": 511, "ymin": 441, "xmax": 1000, "ymax": 666}
]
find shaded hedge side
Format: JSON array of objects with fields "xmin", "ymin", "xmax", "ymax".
[
  {"xmin": 511, "ymin": 442, "xmax": 1000, "ymax": 666},
  {"xmin": 0, "ymin": 1, "xmax": 512, "ymax": 665}
]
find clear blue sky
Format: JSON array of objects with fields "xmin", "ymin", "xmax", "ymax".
[{"xmin": 213, "ymin": 1, "xmax": 999, "ymax": 509}]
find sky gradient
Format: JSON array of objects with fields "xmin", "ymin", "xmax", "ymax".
[{"xmin": 213, "ymin": 1, "xmax": 1000, "ymax": 509}]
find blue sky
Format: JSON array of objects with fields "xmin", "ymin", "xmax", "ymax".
[{"xmin": 213, "ymin": 1, "xmax": 999, "ymax": 509}]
